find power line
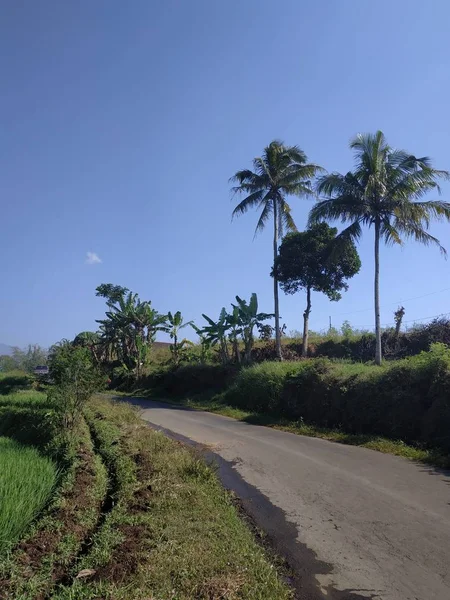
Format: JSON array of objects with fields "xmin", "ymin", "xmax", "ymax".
[
  {"xmin": 319, "ymin": 311, "xmax": 450, "ymax": 333},
  {"xmin": 333, "ymin": 286, "xmax": 450, "ymax": 317},
  {"xmin": 355, "ymin": 312, "xmax": 450, "ymax": 330},
  {"xmin": 396, "ymin": 311, "xmax": 450, "ymax": 326}
]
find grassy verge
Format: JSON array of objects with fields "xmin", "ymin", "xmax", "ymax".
[
  {"xmin": 128, "ymin": 391, "xmax": 450, "ymax": 469},
  {"xmin": 52, "ymin": 395, "xmax": 292, "ymax": 600}
]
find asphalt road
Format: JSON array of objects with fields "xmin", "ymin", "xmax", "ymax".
[{"xmin": 124, "ymin": 397, "xmax": 450, "ymax": 600}]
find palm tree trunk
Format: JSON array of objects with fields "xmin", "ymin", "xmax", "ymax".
[
  {"xmin": 374, "ymin": 217, "xmax": 382, "ymax": 365},
  {"xmin": 301, "ymin": 286, "xmax": 312, "ymax": 358},
  {"xmin": 273, "ymin": 200, "xmax": 283, "ymax": 360}
]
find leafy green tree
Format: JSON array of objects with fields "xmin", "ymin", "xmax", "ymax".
[
  {"xmin": 166, "ymin": 311, "xmax": 194, "ymax": 366},
  {"xmin": 11, "ymin": 344, "xmax": 48, "ymax": 373},
  {"xmin": 0, "ymin": 355, "xmax": 17, "ymax": 372},
  {"xmin": 273, "ymin": 223, "xmax": 361, "ymax": 356},
  {"xmin": 95, "ymin": 283, "xmax": 130, "ymax": 305},
  {"xmin": 48, "ymin": 341, "xmax": 104, "ymax": 431},
  {"xmin": 231, "ymin": 140, "xmax": 324, "ymax": 360},
  {"xmin": 258, "ymin": 324, "xmax": 274, "ymax": 342},
  {"xmin": 341, "ymin": 320, "xmax": 354, "ymax": 339},
  {"xmin": 311, "ymin": 131, "xmax": 450, "ymax": 364}
]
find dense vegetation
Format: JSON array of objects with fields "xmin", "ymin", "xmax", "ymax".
[{"xmin": 223, "ymin": 343, "xmax": 450, "ymax": 453}]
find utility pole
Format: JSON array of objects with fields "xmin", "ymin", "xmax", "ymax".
[{"xmin": 329, "ymin": 316, "xmax": 332, "ymax": 332}]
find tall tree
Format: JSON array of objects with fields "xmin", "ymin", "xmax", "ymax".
[
  {"xmin": 231, "ymin": 140, "xmax": 323, "ymax": 359},
  {"xmin": 273, "ymin": 223, "xmax": 361, "ymax": 357},
  {"xmin": 310, "ymin": 131, "xmax": 450, "ymax": 364}
]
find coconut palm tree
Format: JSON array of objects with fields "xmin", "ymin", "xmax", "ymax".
[
  {"xmin": 230, "ymin": 140, "xmax": 323, "ymax": 359},
  {"xmin": 310, "ymin": 130, "xmax": 450, "ymax": 364}
]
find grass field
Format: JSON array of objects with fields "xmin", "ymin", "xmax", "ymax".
[{"xmin": 0, "ymin": 437, "xmax": 58, "ymax": 549}]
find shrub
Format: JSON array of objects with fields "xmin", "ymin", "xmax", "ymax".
[
  {"xmin": 48, "ymin": 343, "xmax": 105, "ymax": 431},
  {"xmin": 224, "ymin": 362, "xmax": 305, "ymax": 413},
  {"xmin": 159, "ymin": 364, "xmax": 238, "ymax": 396},
  {"xmin": 222, "ymin": 344, "xmax": 450, "ymax": 453}
]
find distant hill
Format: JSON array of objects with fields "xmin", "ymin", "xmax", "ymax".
[{"xmin": 0, "ymin": 343, "xmax": 12, "ymax": 356}]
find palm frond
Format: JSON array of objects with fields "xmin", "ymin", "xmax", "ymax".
[
  {"xmin": 351, "ymin": 130, "xmax": 389, "ymax": 175},
  {"xmin": 323, "ymin": 220, "xmax": 363, "ymax": 261},
  {"xmin": 388, "ymin": 170, "xmax": 442, "ymax": 201},
  {"xmin": 412, "ymin": 200, "xmax": 450, "ymax": 220},
  {"xmin": 254, "ymin": 201, "xmax": 272, "ymax": 238},
  {"xmin": 229, "ymin": 169, "xmax": 257, "ymax": 185},
  {"xmin": 386, "ymin": 149, "xmax": 415, "ymax": 169},
  {"xmin": 337, "ymin": 220, "xmax": 363, "ymax": 242},
  {"xmin": 309, "ymin": 196, "xmax": 366, "ymax": 225},
  {"xmin": 380, "ymin": 218, "xmax": 403, "ymax": 246},
  {"xmin": 394, "ymin": 219, "xmax": 447, "ymax": 255},
  {"xmin": 253, "ymin": 156, "xmax": 273, "ymax": 182},
  {"xmin": 232, "ymin": 190, "xmax": 265, "ymax": 218},
  {"xmin": 316, "ymin": 172, "xmax": 363, "ymax": 198},
  {"xmin": 283, "ymin": 145, "xmax": 308, "ymax": 165},
  {"xmin": 281, "ymin": 205, "xmax": 297, "ymax": 234},
  {"xmin": 279, "ymin": 163, "xmax": 324, "ymax": 193}
]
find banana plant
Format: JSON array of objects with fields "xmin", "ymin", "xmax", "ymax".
[
  {"xmin": 167, "ymin": 311, "xmax": 194, "ymax": 366},
  {"xmin": 197, "ymin": 308, "xmax": 231, "ymax": 364},
  {"xmin": 233, "ymin": 293, "xmax": 274, "ymax": 363},
  {"xmin": 96, "ymin": 284, "xmax": 167, "ymax": 374},
  {"xmin": 226, "ymin": 306, "xmax": 242, "ymax": 364},
  {"xmin": 191, "ymin": 325, "xmax": 213, "ymax": 364}
]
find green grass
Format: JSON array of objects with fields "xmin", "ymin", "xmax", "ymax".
[
  {"xmin": 51, "ymin": 396, "xmax": 293, "ymax": 600},
  {"xmin": 0, "ymin": 371, "xmax": 34, "ymax": 395},
  {"xmin": 0, "ymin": 436, "xmax": 58, "ymax": 548}
]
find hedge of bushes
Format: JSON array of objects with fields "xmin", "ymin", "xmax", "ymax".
[
  {"xmin": 251, "ymin": 318, "xmax": 450, "ymax": 362},
  {"xmin": 113, "ymin": 364, "xmax": 239, "ymax": 396},
  {"xmin": 224, "ymin": 344, "xmax": 450, "ymax": 453},
  {"xmin": 312, "ymin": 317, "xmax": 450, "ymax": 360}
]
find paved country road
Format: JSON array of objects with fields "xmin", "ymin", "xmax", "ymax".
[{"xmin": 122, "ymin": 397, "xmax": 450, "ymax": 600}]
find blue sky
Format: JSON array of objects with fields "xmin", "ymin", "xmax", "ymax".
[{"xmin": 2, "ymin": 0, "xmax": 450, "ymax": 348}]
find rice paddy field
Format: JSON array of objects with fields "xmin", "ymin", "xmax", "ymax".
[{"xmin": 0, "ymin": 436, "xmax": 58, "ymax": 548}]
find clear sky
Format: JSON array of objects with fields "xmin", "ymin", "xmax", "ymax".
[{"xmin": 2, "ymin": 0, "xmax": 450, "ymax": 348}]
